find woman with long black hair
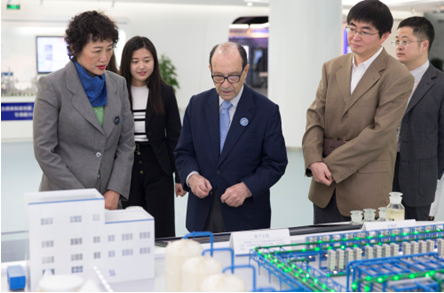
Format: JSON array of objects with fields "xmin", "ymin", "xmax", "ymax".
[{"xmin": 120, "ymin": 36, "xmax": 185, "ymax": 238}]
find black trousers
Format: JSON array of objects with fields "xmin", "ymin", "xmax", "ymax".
[
  {"xmin": 393, "ymin": 153, "xmax": 431, "ymax": 221},
  {"xmin": 313, "ymin": 191, "xmax": 351, "ymax": 224},
  {"xmin": 203, "ymin": 188, "xmax": 226, "ymax": 233},
  {"xmin": 123, "ymin": 142, "xmax": 175, "ymax": 238}
]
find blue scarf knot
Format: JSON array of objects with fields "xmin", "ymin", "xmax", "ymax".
[{"xmin": 74, "ymin": 60, "xmax": 107, "ymax": 107}]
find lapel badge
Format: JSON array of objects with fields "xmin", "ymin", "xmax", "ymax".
[
  {"xmin": 240, "ymin": 117, "xmax": 248, "ymax": 126},
  {"xmin": 114, "ymin": 116, "xmax": 120, "ymax": 125}
]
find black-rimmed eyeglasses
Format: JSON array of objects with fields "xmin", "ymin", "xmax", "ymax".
[{"xmin": 211, "ymin": 67, "xmax": 245, "ymax": 84}]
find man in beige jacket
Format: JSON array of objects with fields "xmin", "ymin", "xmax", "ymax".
[{"xmin": 302, "ymin": 0, "xmax": 414, "ymax": 224}]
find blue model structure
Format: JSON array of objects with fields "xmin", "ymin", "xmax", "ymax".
[
  {"xmin": 7, "ymin": 265, "xmax": 26, "ymax": 290},
  {"xmin": 249, "ymin": 223, "xmax": 444, "ymax": 292}
]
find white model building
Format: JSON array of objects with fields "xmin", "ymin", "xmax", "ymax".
[{"xmin": 25, "ymin": 189, "xmax": 155, "ymax": 291}]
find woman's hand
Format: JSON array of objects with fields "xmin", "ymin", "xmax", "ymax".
[{"xmin": 104, "ymin": 190, "xmax": 120, "ymax": 210}]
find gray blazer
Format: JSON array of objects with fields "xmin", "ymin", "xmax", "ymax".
[
  {"xmin": 33, "ymin": 61, "xmax": 135, "ymax": 198},
  {"xmin": 398, "ymin": 65, "xmax": 444, "ymax": 207}
]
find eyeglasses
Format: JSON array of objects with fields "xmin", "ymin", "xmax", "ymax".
[
  {"xmin": 211, "ymin": 67, "xmax": 245, "ymax": 84},
  {"xmin": 345, "ymin": 26, "xmax": 379, "ymax": 38},
  {"xmin": 391, "ymin": 40, "xmax": 422, "ymax": 47}
]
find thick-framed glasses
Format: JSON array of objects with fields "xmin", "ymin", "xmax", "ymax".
[
  {"xmin": 391, "ymin": 40, "xmax": 422, "ymax": 47},
  {"xmin": 345, "ymin": 26, "xmax": 379, "ymax": 38},
  {"xmin": 211, "ymin": 67, "xmax": 245, "ymax": 84}
]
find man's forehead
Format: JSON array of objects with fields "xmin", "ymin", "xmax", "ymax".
[
  {"xmin": 212, "ymin": 50, "xmax": 241, "ymax": 63},
  {"xmin": 349, "ymin": 20, "xmax": 376, "ymax": 30}
]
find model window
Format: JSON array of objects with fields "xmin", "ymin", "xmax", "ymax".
[
  {"xmin": 71, "ymin": 266, "xmax": 83, "ymax": 273},
  {"xmin": 140, "ymin": 232, "xmax": 150, "ymax": 239},
  {"xmin": 122, "ymin": 233, "xmax": 133, "ymax": 241},
  {"xmin": 108, "ymin": 235, "xmax": 115, "ymax": 242},
  {"xmin": 122, "ymin": 249, "xmax": 133, "ymax": 256},
  {"xmin": 93, "ymin": 214, "xmax": 100, "ymax": 221},
  {"xmin": 140, "ymin": 247, "xmax": 150, "ymax": 254},
  {"xmin": 42, "ymin": 269, "xmax": 54, "ymax": 275},
  {"xmin": 70, "ymin": 238, "xmax": 82, "ymax": 245},
  {"xmin": 108, "ymin": 250, "xmax": 115, "ymax": 258},
  {"xmin": 41, "ymin": 218, "xmax": 53, "ymax": 225},
  {"xmin": 42, "ymin": 256, "xmax": 54, "ymax": 264},
  {"xmin": 71, "ymin": 253, "xmax": 83, "ymax": 261},
  {"xmin": 42, "ymin": 240, "xmax": 54, "ymax": 248},
  {"xmin": 109, "ymin": 270, "xmax": 116, "ymax": 277},
  {"xmin": 70, "ymin": 215, "xmax": 82, "ymax": 223},
  {"xmin": 94, "ymin": 252, "xmax": 101, "ymax": 259},
  {"xmin": 93, "ymin": 236, "xmax": 100, "ymax": 243}
]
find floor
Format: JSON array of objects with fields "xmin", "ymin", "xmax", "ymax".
[{"xmin": 2, "ymin": 141, "xmax": 443, "ymax": 240}]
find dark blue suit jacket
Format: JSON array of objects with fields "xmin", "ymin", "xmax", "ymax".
[{"xmin": 174, "ymin": 85, "xmax": 288, "ymax": 232}]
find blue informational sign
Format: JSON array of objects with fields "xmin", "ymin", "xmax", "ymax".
[{"xmin": 1, "ymin": 102, "xmax": 34, "ymax": 121}]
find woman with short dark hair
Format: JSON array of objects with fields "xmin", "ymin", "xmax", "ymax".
[{"xmin": 33, "ymin": 10, "xmax": 135, "ymax": 210}]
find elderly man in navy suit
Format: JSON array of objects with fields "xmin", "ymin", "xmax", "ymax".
[
  {"xmin": 175, "ymin": 42, "xmax": 287, "ymax": 233},
  {"xmin": 393, "ymin": 16, "xmax": 444, "ymax": 220}
]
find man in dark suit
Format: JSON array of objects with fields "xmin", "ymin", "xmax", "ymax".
[
  {"xmin": 174, "ymin": 42, "xmax": 287, "ymax": 233},
  {"xmin": 392, "ymin": 16, "xmax": 444, "ymax": 220}
]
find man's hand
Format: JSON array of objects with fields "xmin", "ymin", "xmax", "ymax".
[
  {"xmin": 104, "ymin": 190, "xmax": 120, "ymax": 210},
  {"xmin": 221, "ymin": 182, "xmax": 251, "ymax": 207},
  {"xmin": 188, "ymin": 174, "xmax": 212, "ymax": 198},
  {"xmin": 175, "ymin": 183, "xmax": 187, "ymax": 197},
  {"xmin": 309, "ymin": 162, "xmax": 333, "ymax": 186}
]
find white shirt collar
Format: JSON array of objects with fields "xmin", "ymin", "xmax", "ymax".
[
  {"xmin": 410, "ymin": 60, "xmax": 429, "ymax": 80},
  {"xmin": 219, "ymin": 85, "xmax": 244, "ymax": 109},
  {"xmin": 352, "ymin": 46, "xmax": 383, "ymax": 69}
]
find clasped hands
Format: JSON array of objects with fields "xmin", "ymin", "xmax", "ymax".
[
  {"xmin": 188, "ymin": 174, "xmax": 251, "ymax": 207},
  {"xmin": 310, "ymin": 162, "xmax": 334, "ymax": 186}
]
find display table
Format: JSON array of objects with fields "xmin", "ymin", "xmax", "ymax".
[
  {"xmin": 1, "ymin": 224, "xmax": 360, "ymax": 292},
  {"xmin": 4, "ymin": 222, "xmax": 443, "ymax": 292}
]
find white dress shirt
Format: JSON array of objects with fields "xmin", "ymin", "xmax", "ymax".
[{"xmin": 350, "ymin": 46, "xmax": 383, "ymax": 94}]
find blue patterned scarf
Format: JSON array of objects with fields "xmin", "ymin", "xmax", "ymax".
[{"xmin": 74, "ymin": 60, "xmax": 107, "ymax": 107}]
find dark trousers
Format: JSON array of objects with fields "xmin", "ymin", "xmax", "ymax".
[
  {"xmin": 393, "ymin": 153, "xmax": 431, "ymax": 221},
  {"xmin": 123, "ymin": 142, "xmax": 175, "ymax": 238},
  {"xmin": 203, "ymin": 188, "xmax": 226, "ymax": 233},
  {"xmin": 314, "ymin": 191, "xmax": 351, "ymax": 224}
]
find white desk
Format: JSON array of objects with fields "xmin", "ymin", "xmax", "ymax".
[
  {"xmin": 1, "ymin": 222, "xmax": 444, "ymax": 292},
  {"xmin": 2, "ymin": 225, "xmax": 360, "ymax": 292},
  {"xmin": 2, "ymin": 241, "xmax": 281, "ymax": 292}
]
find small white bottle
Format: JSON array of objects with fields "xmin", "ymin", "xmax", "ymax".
[
  {"xmin": 363, "ymin": 208, "xmax": 376, "ymax": 222},
  {"xmin": 350, "ymin": 210, "xmax": 363, "ymax": 225},
  {"xmin": 386, "ymin": 192, "xmax": 405, "ymax": 221},
  {"xmin": 377, "ymin": 207, "xmax": 387, "ymax": 222}
]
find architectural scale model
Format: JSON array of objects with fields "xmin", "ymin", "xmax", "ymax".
[
  {"xmin": 250, "ymin": 222, "xmax": 444, "ymax": 292},
  {"xmin": 25, "ymin": 188, "xmax": 155, "ymax": 291}
]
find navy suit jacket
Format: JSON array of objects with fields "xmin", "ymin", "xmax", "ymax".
[
  {"xmin": 398, "ymin": 65, "xmax": 444, "ymax": 207},
  {"xmin": 174, "ymin": 85, "xmax": 288, "ymax": 232}
]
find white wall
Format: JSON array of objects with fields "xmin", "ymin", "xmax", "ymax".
[
  {"xmin": 1, "ymin": 0, "xmax": 269, "ymax": 111},
  {"xmin": 269, "ymin": 0, "xmax": 342, "ymax": 148}
]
